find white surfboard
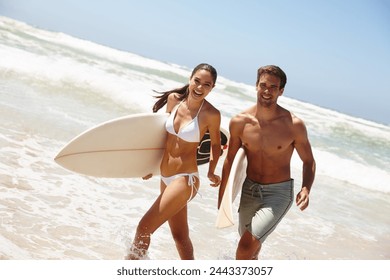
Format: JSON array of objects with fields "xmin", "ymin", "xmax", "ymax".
[
  {"xmin": 216, "ymin": 147, "xmax": 247, "ymax": 228},
  {"xmin": 54, "ymin": 112, "xmax": 229, "ymax": 178}
]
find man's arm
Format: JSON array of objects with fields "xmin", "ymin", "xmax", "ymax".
[
  {"xmin": 218, "ymin": 116, "xmax": 243, "ymax": 208},
  {"xmin": 293, "ymin": 117, "xmax": 316, "ymax": 211}
]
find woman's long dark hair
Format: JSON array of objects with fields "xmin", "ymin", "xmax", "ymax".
[{"xmin": 152, "ymin": 63, "xmax": 217, "ymax": 112}]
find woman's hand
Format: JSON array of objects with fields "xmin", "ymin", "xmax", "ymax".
[
  {"xmin": 142, "ymin": 173, "xmax": 153, "ymax": 180},
  {"xmin": 208, "ymin": 173, "xmax": 221, "ymax": 187}
]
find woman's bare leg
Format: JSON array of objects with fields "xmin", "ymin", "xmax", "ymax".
[
  {"xmin": 168, "ymin": 204, "xmax": 194, "ymax": 259},
  {"xmin": 167, "ymin": 176, "xmax": 199, "ymax": 259},
  {"xmin": 126, "ymin": 176, "xmax": 196, "ymax": 260}
]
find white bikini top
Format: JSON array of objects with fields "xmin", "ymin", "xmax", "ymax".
[{"xmin": 165, "ymin": 101, "xmax": 204, "ymax": 143}]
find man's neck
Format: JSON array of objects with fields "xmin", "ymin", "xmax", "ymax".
[{"xmin": 255, "ymin": 103, "xmax": 280, "ymax": 121}]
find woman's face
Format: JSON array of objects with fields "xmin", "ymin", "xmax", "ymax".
[{"xmin": 188, "ymin": 69, "xmax": 215, "ymax": 101}]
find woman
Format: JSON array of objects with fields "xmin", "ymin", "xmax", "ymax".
[{"xmin": 127, "ymin": 63, "xmax": 222, "ymax": 260}]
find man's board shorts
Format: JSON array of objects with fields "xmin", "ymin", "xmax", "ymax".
[{"xmin": 238, "ymin": 177, "xmax": 294, "ymax": 243}]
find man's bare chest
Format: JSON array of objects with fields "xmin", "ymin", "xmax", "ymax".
[{"xmin": 241, "ymin": 123, "xmax": 294, "ymax": 154}]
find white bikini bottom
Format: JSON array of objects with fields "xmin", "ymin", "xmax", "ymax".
[{"xmin": 161, "ymin": 172, "xmax": 200, "ymax": 202}]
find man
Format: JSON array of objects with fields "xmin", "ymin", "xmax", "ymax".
[{"xmin": 219, "ymin": 65, "xmax": 316, "ymax": 259}]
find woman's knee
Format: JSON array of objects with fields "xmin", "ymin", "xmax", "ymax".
[{"xmin": 136, "ymin": 218, "xmax": 154, "ymax": 237}]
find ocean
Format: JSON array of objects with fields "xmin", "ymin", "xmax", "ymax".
[{"xmin": 1, "ymin": 16, "xmax": 389, "ymax": 260}]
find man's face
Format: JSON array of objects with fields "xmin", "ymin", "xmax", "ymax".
[{"xmin": 256, "ymin": 73, "xmax": 284, "ymax": 107}]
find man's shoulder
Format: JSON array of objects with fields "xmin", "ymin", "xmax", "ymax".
[
  {"xmin": 285, "ymin": 110, "xmax": 308, "ymax": 136},
  {"xmin": 289, "ymin": 111, "xmax": 305, "ymax": 126},
  {"xmin": 228, "ymin": 107, "xmax": 256, "ymax": 136},
  {"xmin": 231, "ymin": 111, "xmax": 255, "ymax": 126},
  {"xmin": 278, "ymin": 106, "xmax": 304, "ymax": 124},
  {"xmin": 233, "ymin": 105, "xmax": 256, "ymax": 120}
]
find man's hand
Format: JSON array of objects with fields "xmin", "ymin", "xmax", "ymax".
[{"xmin": 296, "ymin": 187, "xmax": 310, "ymax": 211}]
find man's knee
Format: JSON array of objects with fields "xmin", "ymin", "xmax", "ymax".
[{"xmin": 236, "ymin": 231, "xmax": 261, "ymax": 259}]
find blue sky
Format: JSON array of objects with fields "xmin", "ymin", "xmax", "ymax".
[{"xmin": 1, "ymin": 0, "xmax": 389, "ymax": 124}]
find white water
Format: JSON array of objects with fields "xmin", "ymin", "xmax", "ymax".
[{"xmin": 1, "ymin": 16, "xmax": 389, "ymax": 260}]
